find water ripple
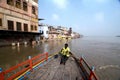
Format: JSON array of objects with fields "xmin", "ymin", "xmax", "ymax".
[{"xmin": 99, "ymin": 65, "xmax": 120, "ymax": 70}]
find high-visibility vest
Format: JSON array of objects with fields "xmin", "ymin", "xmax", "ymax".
[{"xmin": 61, "ymin": 47, "xmax": 70, "ymax": 57}]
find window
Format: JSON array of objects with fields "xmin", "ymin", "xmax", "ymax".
[
  {"xmin": 7, "ymin": 0, "xmax": 14, "ymax": 6},
  {"xmin": 0, "ymin": 18, "xmax": 2, "ymax": 26},
  {"xmin": 35, "ymin": 26, "xmax": 37, "ymax": 30},
  {"xmin": 46, "ymin": 31, "xmax": 49, "ymax": 34},
  {"xmin": 31, "ymin": 25, "xmax": 33, "ymax": 31},
  {"xmin": 16, "ymin": 22, "xmax": 21, "ymax": 31},
  {"xmin": 8, "ymin": 20, "xmax": 14, "ymax": 30},
  {"xmin": 32, "ymin": 6, "xmax": 35, "ymax": 14},
  {"xmin": 23, "ymin": 1, "xmax": 28, "ymax": 11},
  {"xmin": 16, "ymin": 0, "xmax": 21, "ymax": 9},
  {"xmin": 24, "ymin": 23, "xmax": 28, "ymax": 32},
  {"xmin": 39, "ymin": 30, "xmax": 43, "ymax": 33}
]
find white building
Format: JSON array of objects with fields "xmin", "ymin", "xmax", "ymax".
[{"xmin": 39, "ymin": 26, "xmax": 49, "ymax": 39}]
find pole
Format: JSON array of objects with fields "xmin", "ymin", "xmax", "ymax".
[
  {"xmin": 0, "ymin": 68, "xmax": 4, "ymax": 80},
  {"xmin": 46, "ymin": 52, "xmax": 48, "ymax": 61},
  {"xmin": 28, "ymin": 56, "xmax": 33, "ymax": 71},
  {"xmin": 89, "ymin": 66, "xmax": 95, "ymax": 80}
]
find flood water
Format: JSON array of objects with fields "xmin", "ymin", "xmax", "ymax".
[{"xmin": 0, "ymin": 37, "xmax": 120, "ymax": 80}]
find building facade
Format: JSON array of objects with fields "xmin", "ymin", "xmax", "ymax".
[
  {"xmin": 0, "ymin": 0, "xmax": 41, "ymax": 44},
  {"xmin": 39, "ymin": 25, "xmax": 49, "ymax": 39},
  {"xmin": 0, "ymin": 0, "xmax": 38, "ymax": 32}
]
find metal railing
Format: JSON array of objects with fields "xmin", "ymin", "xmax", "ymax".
[
  {"xmin": 0, "ymin": 52, "xmax": 48, "ymax": 80},
  {"xmin": 79, "ymin": 56, "xmax": 98, "ymax": 80}
]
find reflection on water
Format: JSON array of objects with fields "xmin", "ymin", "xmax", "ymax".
[
  {"xmin": 44, "ymin": 43, "xmax": 48, "ymax": 52},
  {"xmin": 0, "ymin": 37, "xmax": 120, "ymax": 80},
  {"xmin": 17, "ymin": 47, "xmax": 20, "ymax": 52},
  {"xmin": 11, "ymin": 46, "xmax": 16, "ymax": 50},
  {"xmin": 0, "ymin": 40, "xmax": 64, "ymax": 70}
]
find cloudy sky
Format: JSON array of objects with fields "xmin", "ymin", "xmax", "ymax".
[{"xmin": 38, "ymin": 0, "xmax": 120, "ymax": 36}]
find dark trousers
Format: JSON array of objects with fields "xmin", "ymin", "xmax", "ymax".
[{"xmin": 60, "ymin": 55, "xmax": 68, "ymax": 65}]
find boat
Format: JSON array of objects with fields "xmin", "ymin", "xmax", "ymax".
[
  {"xmin": 116, "ymin": 36, "xmax": 120, "ymax": 37},
  {"xmin": 0, "ymin": 52, "xmax": 98, "ymax": 80}
]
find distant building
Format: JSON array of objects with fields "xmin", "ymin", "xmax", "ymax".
[
  {"xmin": 68, "ymin": 27, "xmax": 72, "ymax": 36},
  {"xmin": 71, "ymin": 32, "xmax": 80, "ymax": 39},
  {"xmin": 39, "ymin": 25, "xmax": 49, "ymax": 39},
  {"xmin": 57, "ymin": 26, "xmax": 68, "ymax": 35},
  {"xmin": 39, "ymin": 24, "xmax": 80, "ymax": 40},
  {"xmin": 57, "ymin": 26, "xmax": 68, "ymax": 31},
  {"xmin": 0, "ymin": 0, "xmax": 42, "ymax": 43},
  {"xmin": 48, "ymin": 26, "xmax": 59, "ymax": 39}
]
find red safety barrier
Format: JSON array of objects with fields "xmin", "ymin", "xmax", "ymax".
[
  {"xmin": 0, "ymin": 52, "xmax": 48, "ymax": 80},
  {"xmin": 79, "ymin": 57, "xmax": 98, "ymax": 80}
]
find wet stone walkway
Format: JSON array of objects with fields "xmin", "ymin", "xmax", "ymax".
[{"xmin": 26, "ymin": 55, "xmax": 82, "ymax": 80}]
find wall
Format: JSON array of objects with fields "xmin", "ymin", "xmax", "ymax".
[
  {"xmin": 0, "ymin": 0, "xmax": 38, "ymax": 32},
  {"xmin": 39, "ymin": 26, "xmax": 49, "ymax": 39}
]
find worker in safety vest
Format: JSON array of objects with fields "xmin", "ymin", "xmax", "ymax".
[{"xmin": 60, "ymin": 43, "xmax": 72, "ymax": 65}]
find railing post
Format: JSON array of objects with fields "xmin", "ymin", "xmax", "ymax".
[
  {"xmin": 46, "ymin": 52, "xmax": 48, "ymax": 61},
  {"xmin": 28, "ymin": 56, "xmax": 33, "ymax": 71},
  {"xmin": 80, "ymin": 57, "xmax": 82, "ymax": 63},
  {"xmin": 80, "ymin": 55, "xmax": 83, "ymax": 63},
  {"xmin": 89, "ymin": 66, "xmax": 95, "ymax": 80},
  {"xmin": 0, "ymin": 68, "xmax": 4, "ymax": 80}
]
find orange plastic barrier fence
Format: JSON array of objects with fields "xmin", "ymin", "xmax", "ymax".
[{"xmin": 0, "ymin": 52, "xmax": 48, "ymax": 80}]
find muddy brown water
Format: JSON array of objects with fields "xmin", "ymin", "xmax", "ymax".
[{"xmin": 0, "ymin": 37, "xmax": 120, "ymax": 80}]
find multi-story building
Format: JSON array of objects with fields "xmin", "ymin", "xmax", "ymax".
[
  {"xmin": 38, "ymin": 24, "xmax": 75, "ymax": 41},
  {"xmin": 39, "ymin": 25, "xmax": 49, "ymax": 39},
  {"xmin": 0, "ymin": 0, "xmax": 41, "ymax": 43},
  {"xmin": 48, "ymin": 26, "xmax": 59, "ymax": 39},
  {"xmin": 71, "ymin": 32, "xmax": 80, "ymax": 39}
]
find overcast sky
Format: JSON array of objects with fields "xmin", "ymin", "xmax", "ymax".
[{"xmin": 38, "ymin": 0, "xmax": 120, "ymax": 36}]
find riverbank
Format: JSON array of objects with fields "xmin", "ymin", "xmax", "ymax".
[
  {"xmin": 0, "ymin": 41, "xmax": 28, "ymax": 47},
  {"xmin": 0, "ymin": 38, "xmax": 71, "ymax": 47}
]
